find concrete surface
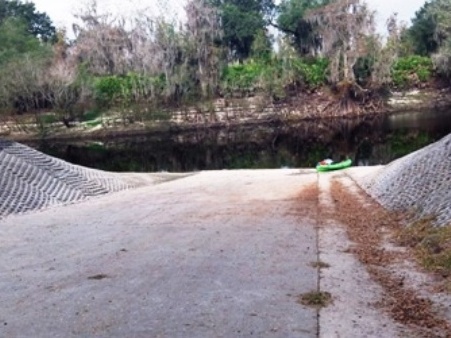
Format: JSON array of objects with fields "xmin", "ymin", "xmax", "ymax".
[
  {"xmin": 0, "ymin": 169, "xmax": 319, "ymax": 337},
  {"xmin": 317, "ymin": 172, "xmax": 406, "ymax": 338}
]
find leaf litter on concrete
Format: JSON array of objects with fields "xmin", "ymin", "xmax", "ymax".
[{"xmin": 329, "ymin": 179, "xmax": 451, "ymax": 337}]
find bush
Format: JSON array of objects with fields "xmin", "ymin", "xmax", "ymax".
[
  {"xmin": 292, "ymin": 57, "xmax": 328, "ymax": 88},
  {"xmin": 221, "ymin": 57, "xmax": 328, "ymax": 96},
  {"xmin": 93, "ymin": 73, "xmax": 166, "ymax": 109},
  {"xmin": 93, "ymin": 76, "xmax": 123, "ymax": 107},
  {"xmin": 221, "ymin": 61, "xmax": 265, "ymax": 94},
  {"xmin": 391, "ymin": 55, "xmax": 433, "ymax": 87}
]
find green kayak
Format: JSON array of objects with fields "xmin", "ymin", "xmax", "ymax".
[{"xmin": 316, "ymin": 159, "xmax": 352, "ymax": 172}]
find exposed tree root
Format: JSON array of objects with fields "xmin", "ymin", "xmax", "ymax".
[{"xmin": 321, "ymin": 81, "xmax": 386, "ymax": 117}]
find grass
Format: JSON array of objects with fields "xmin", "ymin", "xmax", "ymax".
[
  {"xmin": 85, "ymin": 120, "xmax": 102, "ymax": 128},
  {"xmin": 82, "ymin": 110, "xmax": 102, "ymax": 122},
  {"xmin": 39, "ymin": 114, "xmax": 58, "ymax": 125},
  {"xmin": 297, "ymin": 291, "xmax": 332, "ymax": 308},
  {"xmin": 397, "ymin": 217, "xmax": 451, "ymax": 278},
  {"xmin": 310, "ymin": 261, "xmax": 331, "ymax": 269}
]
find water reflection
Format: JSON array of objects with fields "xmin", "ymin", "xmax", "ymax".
[
  {"xmin": 28, "ymin": 109, "xmax": 451, "ymax": 172},
  {"xmin": 387, "ymin": 109, "xmax": 451, "ymax": 131}
]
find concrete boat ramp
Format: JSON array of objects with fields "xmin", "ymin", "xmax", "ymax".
[
  {"xmin": 2, "ymin": 140, "xmax": 450, "ymax": 337},
  {"xmin": 1, "ymin": 167, "xmax": 408, "ymax": 338}
]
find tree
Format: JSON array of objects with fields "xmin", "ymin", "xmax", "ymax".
[
  {"xmin": 44, "ymin": 30, "xmax": 82, "ymax": 124},
  {"xmin": 185, "ymin": 0, "xmax": 224, "ymax": 98},
  {"xmin": 407, "ymin": 1, "xmax": 439, "ymax": 56},
  {"xmin": 0, "ymin": 47, "xmax": 51, "ymax": 114},
  {"xmin": 72, "ymin": 1, "xmax": 132, "ymax": 76},
  {"xmin": 421, "ymin": 0, "xmax": 451, "ymax": 78},
  {"xmin": 306, "ymin": 0, "xmax": 376, "ymax": 113},
  {"xmin": 276, "ymin": 0, "xmax": 330, "ymax": 56},
  {"xmin": 210, "ymin": 0, "xmax": 275, "ymax": 61},
  {"xmin": 0, "ymin": 15, "xmax": 53, "ymax": 114},
  {"xmin": 370, "ymin": 14, "xmax": 404, "ymax": 87},
  {"xmin": 0, "ymin": 0, "xmax": 56, "ymax": 42},
  {"xmin": 251, "ymin": 29, "xmax": 272, "ymax": 61},
  {"xmin": 306, "ymin": 0, "xmax": 375, "ymax": 84},
  {"xmin": 0, "ymin": 0, "xmax": 56, "ymax": 115},
  {"xmin": 0, "ymin": 17, "xmax": 43, "ymax": 65},
  {"xmin": 428, "ymin": 0, "xmax": 451, "ymax": 44},
  {"xmin": 151, "ymin": 22, "xmax": 194, "ymax": 102}
]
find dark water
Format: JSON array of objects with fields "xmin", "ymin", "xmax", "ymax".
[{"xmin": 28, "ymin": 109, "xmax": 451, "ymax": 172}]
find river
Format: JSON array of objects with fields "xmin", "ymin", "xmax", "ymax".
[{"xmin": 26, "ymin": 109, "xmax": 451, "ymax": 172}]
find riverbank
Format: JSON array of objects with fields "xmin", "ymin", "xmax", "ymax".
[{"xmin": 2, "ymin": 87, "xmax": 451, "ymax": 142}]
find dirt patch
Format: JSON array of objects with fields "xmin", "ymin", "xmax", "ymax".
[
  {"xmin": 330, "ymin": 179, "xmax": 451, "ymax": 336},
  {"xmin": 297, "ymin": 183, "xmax": 319, "ymax": 204},
  {"xmin": 288, "ymin": 183, "xmax": 319, "ymax": 219}
]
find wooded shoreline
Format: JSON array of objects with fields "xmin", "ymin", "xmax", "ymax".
[{"xmin": 2, "ymin": 87, "xmax": 451, "ymax": 142}]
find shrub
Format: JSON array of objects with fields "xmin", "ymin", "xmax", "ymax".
[
  {"xmin": 93, "ymin": 73, "xmax": 166, "ymax": 109},
  {"xmin": 293, "ymin": 57, "xmax": 328, "ymax": 88},
  {"xmin": 221, "ymin": 57, "xmax": 328, "ymax": 96},
  {"xmin": 221, "ymin": 61, "xmax": 265, "ymax": 94},
  {"xmin": 391, "ymin": 55, "xmax": 433, "ymax": 87},
  {"xmin": 93, "ymin": 76, "xmax": 123, "ymax": 107}
]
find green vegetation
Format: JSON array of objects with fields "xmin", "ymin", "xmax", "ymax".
[
  {"xmin": 389, "ymin": 131, "xmax": 432, "ymax": 158},
  {"xmin": 298, "ymin": 291, "xmax": 332, "ymax": 308},
  {"xmin": 310, "ymin": 261, "xmax": 331, "ymax": 268},
  {"xmin": 222, "ymin": 61, "xmax": 264, "ymax": 93},
  {"xmin": 86, "ymin": 143, "xmax": 106, "ymax": 152},
  {"xmin": 93, "ymin": 73, "xmax": 166, "ymax": 107},
  {"xmin": 85, "ymin": 120, "xmax": 102, "ymax": 128},
  {"xmin": 398, "ymin": 217, "xmax": 451, "ymax": 281},
  {"xmin": 0, "ymin": 0, "xmax": 54, "ymax": 116},
  {"xmin": 93, "ymin": 76, "xmax": 124, "ymax": 106},
  {"xmin": 277, "ymin": 0, "xmax": 331, "ymax": 55},
  {"xmin": 391, "ymin": 56, "xmax": 434, "ymax": 87},
  {"xmin": 405, "ymin": 1, "xmax": 438, "ymax": 56},
  {"xmin": 39, "ymin": 114, "xmax": 58, "ymax": 125},
  {"xmin": 221, "ymin": 57, "xmax": 328, "ymax": 95},
  {"xmin": 0, "ymin": 0, "xmax": 56, "ymax": 42},
  {"xmin": 295, "ymin": 57, "xmax": 329, "ymax": 87},
  {"xmin": 404, "ymin": 0, "xmax": 451, "ymax": 79},
  {"xmin": 1, "ymin": 0, "xmax": 451, "ymax": 125},
  {"xmin": 81, "ymin": 110, "xmax": 102, "ymax": 122},
  {"xmin": 0, "ymin": 18, "xmax": 44, "ymax": 65},
  {"xmin": 210, "ymin": 0, "xmax": 274, "ymax": 60}
]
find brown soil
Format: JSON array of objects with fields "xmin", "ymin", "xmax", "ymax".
[{"xmin": 290, "ymin": 183, "xmax": 319, "ymax": 218}]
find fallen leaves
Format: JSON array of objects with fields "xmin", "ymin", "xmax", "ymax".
[{"xmin": 329, "ymin": 179, "xmax": 451, "ymax": 337}]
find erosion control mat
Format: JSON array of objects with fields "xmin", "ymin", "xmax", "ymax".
[
  {"xmin": 363, "ymin": 133, "xmax": 451, "ymax": 227},
  {"xmin": 0, "ymin": 140, "xmax": 148, "ymax": 218},
  {"xmin": 330, "ymin": 178, "xmax": 451, "ymax": 337}
]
